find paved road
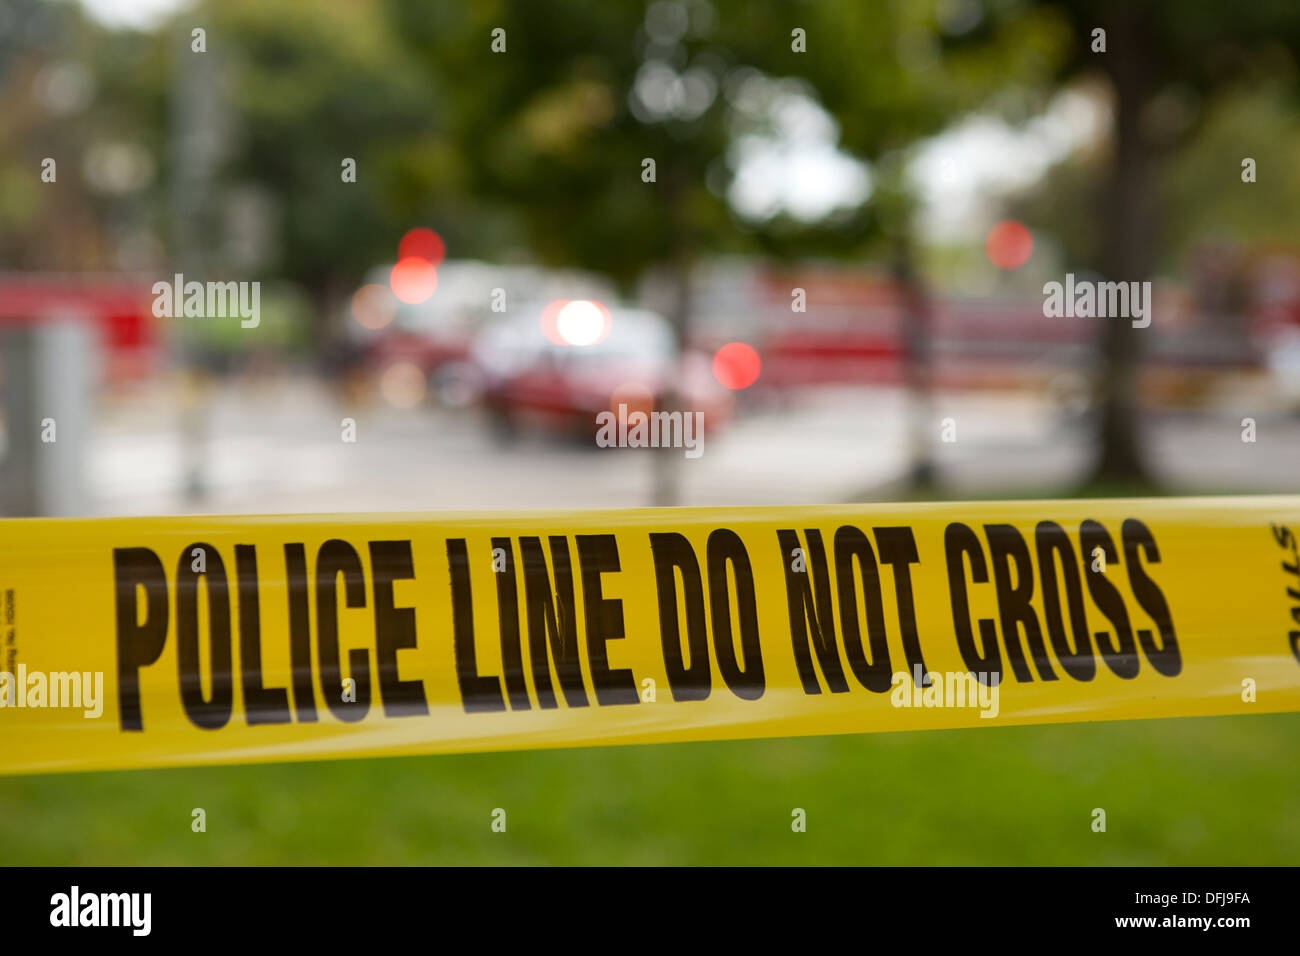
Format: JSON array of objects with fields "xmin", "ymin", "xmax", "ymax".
[{"xmin": 85, "ymin": 377, "xmax": 1298, "ymax": 517}]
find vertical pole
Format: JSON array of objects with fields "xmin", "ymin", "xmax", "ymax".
[{"xmin": 1, "ymin": 317, "xmax": 93, "ymax": 516}]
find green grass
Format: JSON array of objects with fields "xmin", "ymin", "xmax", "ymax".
[{"xmin": 2, "ymin": 713, "xmax": 1297, "ymax": 865}]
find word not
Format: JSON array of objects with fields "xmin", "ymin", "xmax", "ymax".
[
  {"xmin": 1043, "ymin": 273, "xmax": 1152, "ymax": 328},
  {"xmin": 0, "ymin": 666, "xmax": 103, "ymax": 717},
  {"xmin": 596, "ymin": 403, "xmax": 703, "ymax": 459},
  {"xmin": 152, "ymin": 273, "xmax": 260, "ymax": 328}
]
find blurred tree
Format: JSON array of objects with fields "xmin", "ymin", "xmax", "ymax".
[
  {"xmin": 106, "ymin": 0, "xmax": 447, "ymax": 500},
  {"xmin": 1160, "ymin": 83, "xmax": 1300, "ymax": 259},
  {"xmin": 387, "ymin": 0, "xmax": 1062, "ymax": 498},
  {"xmin": 1014, "ymin": 82, "xmax": 1300, "ymax": 300},
  {"xmin": 2, "ymin": 0, "xmax": 446, "ymax": 299},
  {"xmin": 0, "ymin": 0, "xmax": 150, "ymax": 271},
  {"xmin": 979, "ymin": 0, "xmax": 1300, "ymax": 485},
  {"xmin": 200, "ymin": 0, "xmax": 439, "ymax": 323}
]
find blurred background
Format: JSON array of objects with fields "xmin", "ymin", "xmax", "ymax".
[{"xmin": 0, "ymin": 0, "xmax": 1297, "ymax": 864}]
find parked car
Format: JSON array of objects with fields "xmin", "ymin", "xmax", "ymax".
[
  {"xmin": 471, "ymin": 305, "xmax": 733, "ymax": 442},
  {"xmin": 352, "ymin": 260, "xmax": 617, "ymax": 407}
]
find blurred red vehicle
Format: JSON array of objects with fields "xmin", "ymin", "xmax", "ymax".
[
  {"xmin": 471, "ymin": 306, "xmax": 733, "ymax": 441},
  {"xmin": 353, "ymin": 260, "xmax": 619, "ymax": 407}
]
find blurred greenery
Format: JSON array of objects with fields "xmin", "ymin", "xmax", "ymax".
[
  {"xmin": 983, "ymin": 0, "xmax": 1300, "ymax": 483},
  {"xmin": 0, "ymin": 0, "xmax": 1072, "ymax": 312},
  {"xmin": 383, "ymin": 0, "xmax": 1065, "ymax": 283},
  {"xmin": 1, "ymin": 713, "xmax": 1296, "ymax": 865}
]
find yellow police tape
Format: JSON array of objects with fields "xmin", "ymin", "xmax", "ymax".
[{"xmin": 2, "ymin": 496, "xmax": 1299, "ymax": 774}]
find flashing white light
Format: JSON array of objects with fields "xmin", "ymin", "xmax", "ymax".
[{"xmin": 555, "ymin": 300, "xmax": 608, "ymax": 346}]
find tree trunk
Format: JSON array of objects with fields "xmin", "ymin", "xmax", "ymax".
[{"xmin": 1090, "ymin": 10, "xmax": 1157, "ymax": 486}]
